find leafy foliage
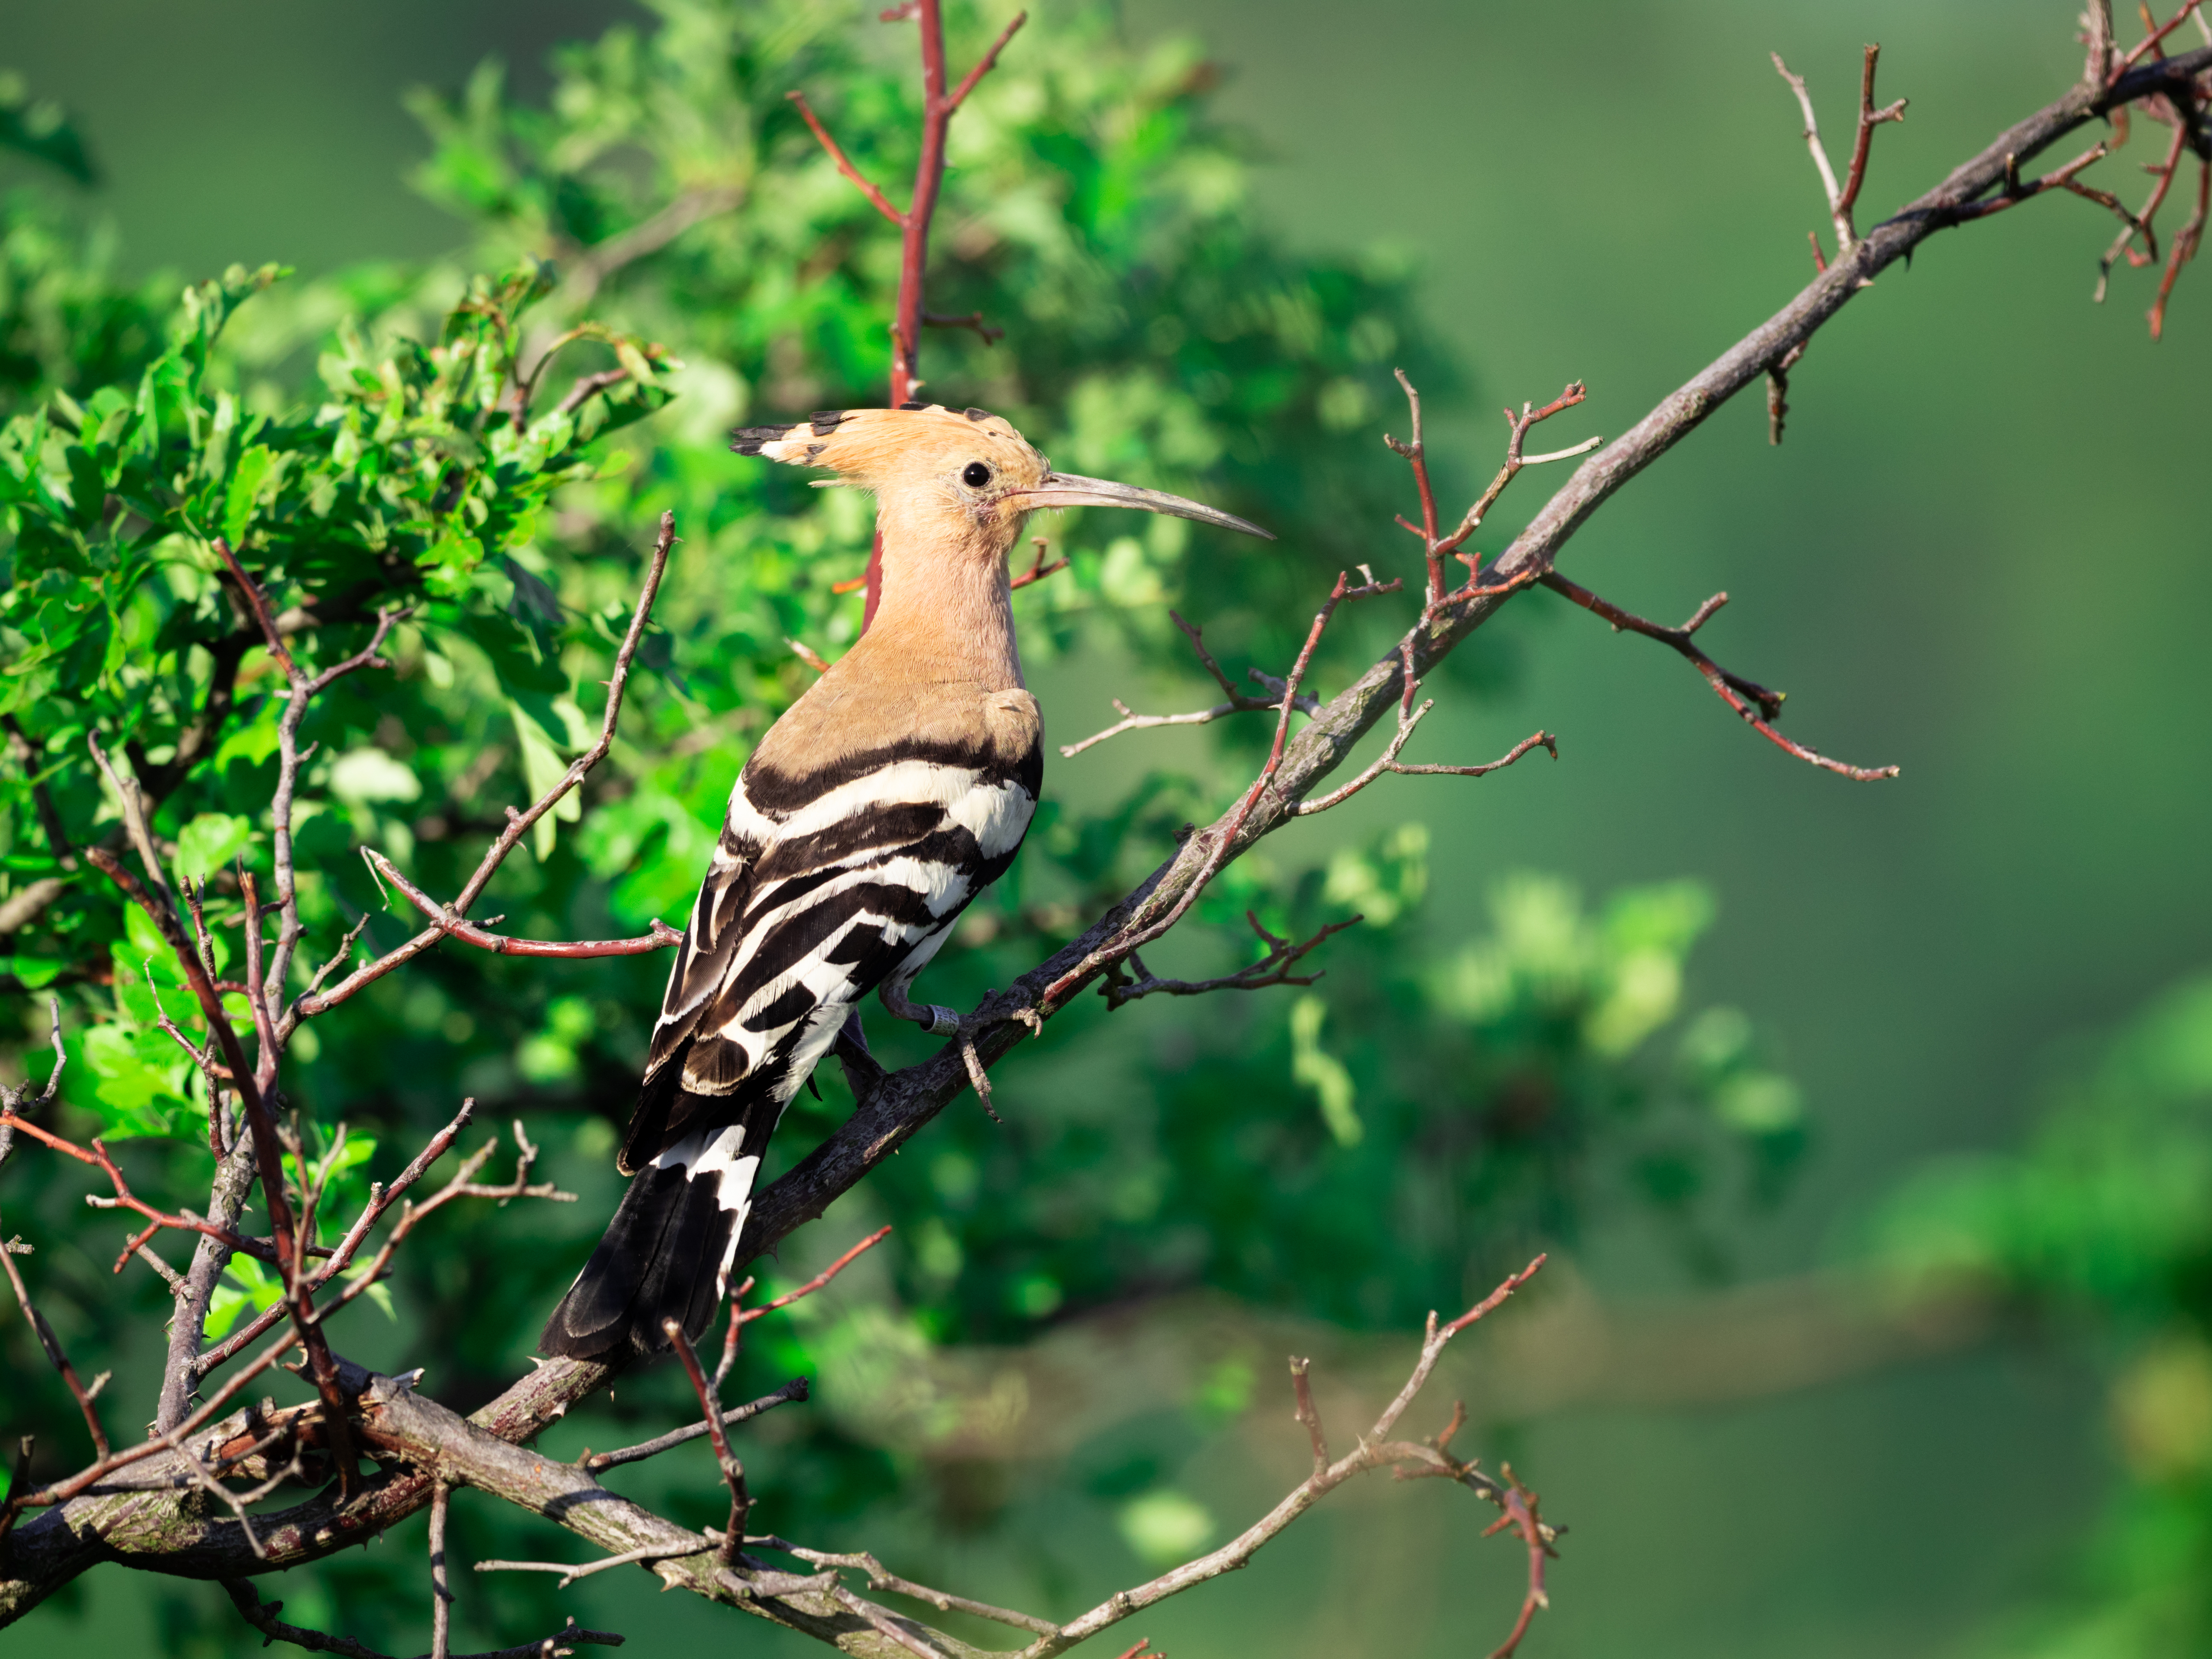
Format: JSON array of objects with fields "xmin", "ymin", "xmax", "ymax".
[
  {"xmin": 1871, "ymin": 975, "xmax": 2212, "ymax": 1657},
  {"xmin": 0, "ymin": 0, "xmax": 1798, "ymax": 1640}
]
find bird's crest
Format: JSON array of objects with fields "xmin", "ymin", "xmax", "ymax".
[{"xmin": 731, "ymin": 403, "xmax": 1039, "ymax": 486}]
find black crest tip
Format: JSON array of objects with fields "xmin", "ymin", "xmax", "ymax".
[{"xmin": 731, "ymin": 422, "xmax": 797, "ymax": 456}]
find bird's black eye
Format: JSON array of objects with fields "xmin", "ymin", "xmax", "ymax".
[{"xmin": 961, "ymin": 461, "xmax": 992, "ymax": 489}]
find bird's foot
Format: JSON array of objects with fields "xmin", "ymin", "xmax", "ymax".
[{"xmin": 878, "ymin": 983, "xmax": 961, "ymax": 1034}]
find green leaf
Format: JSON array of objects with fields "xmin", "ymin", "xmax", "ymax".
[
  {"xmin": 328, "ymin": 749, "xmax": 422, "ymax": 807},
  {"xmin": 510, "ymin": 699, "xmax": 580, "ymax": 860},
  {"xmin": 221, "ymin": 444, "xmax": 277, "ymax": 543},
  {"xmin": 207, "ymin": 1255, "xmax": 283, "ymax": 1341},
  {"xmin": 0, "ymin": 72, "xmax": 97, "ymax": 183},
  {"xmin": 3, "ymin": 955, "xmax": 65, "ymax": 990},
  {"xmin": 172, "ymin": 812, "xmax": 254, "ymax": 882},
  {"xmin": 64, "ymin": 445, "xmax": 105, "ymax": 530},
  {"xmin": 78, "ymin": 1024, "xmax": 196, "ymax": 1141},
  {"xmin": 1289, "ymin": 994, "xmax": 1361, "ymax": 1146}
]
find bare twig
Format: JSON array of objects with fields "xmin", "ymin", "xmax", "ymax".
[
  {"xmin": 1295, "ymin": 705, "xmax": 1554, "ymax": 816},
  {"xmin": 9, "ymin": 1121, "xmax": 565, "ymax": 1518},
  {"xmin": 761, "ymin": 1541, "xmax": 1060, "ymax": 1638},
  {"xmin": 475, "ymin": 1543, "xmax": 713, "ymax": 1590},
  {"xmin": 0, "ymin": 1108, "xmax": 253, "ymax": 1264},
  {"xmin": 1010, "ymin": 1257, "xmax": 1551, "ymax": 1659},
  {"xmin": 792, "ymin": 2, "xmax": 1028, "ymax": 625},
  {"xmin": 294, "ymin": 512, "xmax": 676, "ymax": 1023},
  {"xmin": 1772, "ymin": 46, "xmax": 1907, "ymax": 258},
  {"xmin": 1388, "ymin": 373, "xmax": 1598, "ymax": 602},
  {"xmin": 1099, "ymin": 912, "xmax": 1361, "ymax": 1010},
  {"xmin": 663, "ymin": 1321, "xmax": 749, "ymax": 1569},
  {"xmin": 582, "ymin": 1379, "xmax": 812, "ymax": 1473},
  {"xmin": 1060, "ymin": 610, "xmax": 1323, "ymax": 757},
  {"xmin": 195, "ymin": 1102, "xmax": 476, "ymax": 1377},
  {"xmin": 0, "ymin": 1221, "xmax": 108, "ymax": 1459},
  {"xmin": 2111, "ymin": 0, "xmax": 2209, "ymax": 76},
  {"xmin": 2150, "ymin": 153, "xmax": 2209, "ymax": 336},
  {"xmin": 1007, "ymin": 536, "xmax": 1067, "ymax": 591},
  {"xmin": 84, "ymin": 731, "xmax": 175, "ymax": 918},
  {"xmin": 921, "ymin": 309, "xmax": 1005, "ymax": 345},
  {"xmin": 363, "ymin": 852, "xmax": 682, "ymax": 958},
  {"xmin": 1537, "ymin": 573, "xmax": 1897, "ymax": 780},
  {"xmin": 737, "ymin": 1225, "xmax": 892, "ymax": 1327},
  {"xmin": 1041, "ymin": 569, "xmax": 1400, "ymax": 1013},
  {"xmin": 1945, "ymin": 141, "xmax": 2114, "ymax": 224},
  {"xmin": 430, "ymin": 1481, "xmax": 454, "ymax": 1659},
  {"xmin": 786, "ymin": 91, "xmax": 907, "ymax": 227}
]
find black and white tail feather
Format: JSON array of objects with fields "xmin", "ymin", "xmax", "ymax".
[{"xmin": 539, "ymin": 733, "xmax": 1039, "ymax": 1359}]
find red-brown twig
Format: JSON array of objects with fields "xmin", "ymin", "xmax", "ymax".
[
  {"xmin": 1013, "ymin": 1257, "xmax": 1551, "ymax": 1659},
  {"xmin": 1538, "ymin": 573, "xmax": 1898, "ymax": 780},
  {"xmin": 0, "ymin": 1109, "xmax": 253, "ymax": 1268},
  {"xmin": 1772, "ymin": 46, "xmax": 1908, "ymax": 259},
  {"xmin": 662, "ymin": 1320, "xmax": 750, "ymax": 1569},
  {"xmin": 1765, "ymin": 340, "xmax": 1810, "ymax": 445},
  {"xmin": 1946, "ymin": 141, "xmax": 2114, "ymax": 224},
  {"xmin": 2099, "ymin": 119, "xmax": 2188, "ymax": 297},
  {"xmin": 1039, "ymin": 569, "xmax": 1399, "ymax": 1015},
  {"xmin": 1060, "ymin": 611, "xmax": 1318, "ymax": 758},
  {"xmin": 736, "ymin": 1224, "xmax": 891, "ymax": 1327},
  {"xmin": 192, "ymin": 1102, "xmax": 477, "ymax": 1377},
  {"xmin": 785, "ymin": 91, "xmax": 907, "ymax": 227},
  {"xmin": 921, "ymin": 309, "xmax": 1005, "ymax": 345},
  {"xmin": 292, "ymin": 512, "xmax": 675, "ymax": 1022},
  {"xmin": 792, "ymin": 3, "xmax": 1027, "ymax": 627},
  {"xmin": 1099, "ymin": 912, "xmax": 1362, "ymax": 1010},
  {"xmin": 2150, "ymin": 153, "xmax": 2209, "ymax": 335},
  {"xmin": 1480, "ymin": 1469, "xmax": 1557, "ymax": 1659},
  {"xmin": 361, "ymin": 851, "xmax": 681, "ymax": 958},
  {"xmin": 1007, "ymin": 536, "xmax": 1068, "ymax": 591},
  {"xmin": 0, "ymin": 1224, "xmax": 108, "ymax": 1459},
  {"xmin": 1387, "ymin": 372, "xmax": 1598, "ymax": 605},
  {"xmin": 2112, "ymin": 0, "xmax": 2209, "ymax": 77}
]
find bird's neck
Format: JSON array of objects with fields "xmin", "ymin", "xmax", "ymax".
[{"xmin": 862, "ymin": 524, "xmax": 1023, "ymax": 692}]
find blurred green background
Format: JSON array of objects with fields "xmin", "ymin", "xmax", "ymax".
[{"xmin": 6, "ymin": 0, "xmax": 2209, "ymax": 1655}]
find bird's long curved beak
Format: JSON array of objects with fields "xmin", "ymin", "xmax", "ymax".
[{"xmin": 1003, "ymin": 473, "xmax": 1274, "ymax": 540}]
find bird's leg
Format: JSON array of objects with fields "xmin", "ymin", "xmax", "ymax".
[{"xmin": 878, "ymin": 976, "xmax": 961, "ymax": 1034}]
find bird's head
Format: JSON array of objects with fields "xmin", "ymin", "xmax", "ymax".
[{"xmin": 732, "ymin": 404, "xmax": 1271, "ymax": 571}]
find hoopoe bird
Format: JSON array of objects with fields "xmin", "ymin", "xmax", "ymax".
[{"xmin": 542, "ymin": 404, "xmax": 1269, "ymax": 1358}]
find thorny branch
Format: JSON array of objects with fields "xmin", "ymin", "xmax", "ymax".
[
  {"xmin": 1099, "ymin": 912, "xmax": 1362, "ymax": 1010},
  {"xmin": 9, "ymin": 28, "xmax": 2212, "ymax": 1659},
  {"xmin": 1059, "ymin": 610, "xmax": 1318, "ymax": 758},
  {"xmin": 295, "ymin": 510, "xmax": 676, "ymax": 1021},
  {"xmin": 1537, "ymin": 573, "xmax": 1900, "ymax": 781},
  {"xmin": 363, "ymin": 852, "xmax": 683, "ymax": 959},
  {"xmin": 1772, "ymin": 45, "xmax": 1909, "ymax": 264}
]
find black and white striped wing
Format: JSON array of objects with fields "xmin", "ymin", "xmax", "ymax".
[{"xmin": 617, "ymin": 740, "xmax": 1042, "ymax": 1176}]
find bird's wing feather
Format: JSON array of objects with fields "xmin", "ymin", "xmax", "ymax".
[{"xmin": 617, "ymin": 736, "xmax": 1039, "ymax": 1174}]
